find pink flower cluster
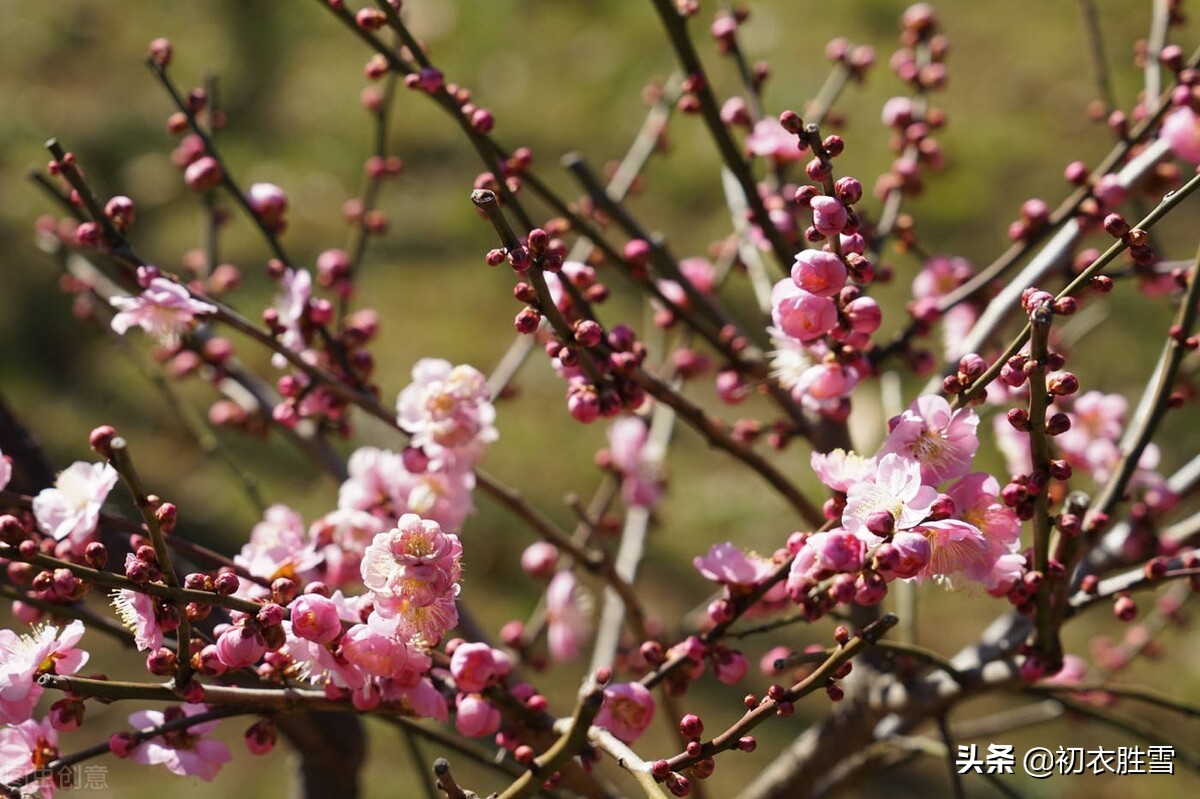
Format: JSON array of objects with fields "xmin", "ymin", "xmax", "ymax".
[
  {"xmin": 785, "ymin": 396, "xmax": 1023, "ymax": 618},
  {"xmin": 110, "ymin": 277, "xmax": 217, "ymax": 345},
  {"xmin": 768, "ymin": 240, "xmax": 881, "ymax": 416}
]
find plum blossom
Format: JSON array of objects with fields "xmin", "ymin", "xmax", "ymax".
[
  {"xmin": 361, "ymin": 514, "xmax": 462, "ymax": 605},
  {"xmin": 881, "ymin": 395, "xmax": 980, "ymax": 485},
  {"xmin": 0, "ymin": 717, "xmax": 58, "ymax": 797},
  {"xmin": 0, "ymin": 449, "xmax": 12, "ymax": 494},
  {"xmin": 127, "ymin": 704, "xmax": 232, "ymax": 781},
  {"xmin": 454, "ymin": 693, "xmax": 501, "ymax": 738},
  {"xmin": 811, "ymin": 449, "xmax": 876, "ymax": 493},
  {"xmin": 289, "ymin": 594, "xmax": 342, "ymax": 645},
  {"xmin": 693, "ymin": 543, "xmax": 774, "ymax": 587},
  {"xmin": 340, "ymin": 615, "xmax": 410, "ymax": 680},
  {"xmin": 607, "ymin": 416, "xmax": 663, "ymax": 508},
  {"xmin": 916, "ymin": 519, "xmax": 991, "ymax": 585},
  {"xmin": 234, "ymin": 504, "xmax": 321, "ymax": 588},
  {"xmin": 771, "ymin": 279, "xmax": 838, "ymax": 342},
  {"xmin": 791, "ymin": 249, "xmax": 847, "ymax": 298},
  {"xmin": 1162, "ymin": 105, "xmax": 1200, "ymax": 164},
  {"xmin": 110, "ymin": 589, "xmax": 163, "ymax": 652},
  {"xmin": 842, "ymin": 454, "xmax": 937, "ymax": 543},
  {"xmin": 944, "ymin": 473, "xmax": 1024, "ymax": 593},
  {"xmin": 594, "ymin": 682, "xmax": 655, "ymax": 743},
  {"xmin": 110, "ymin": 277, "xmax": 217, "ymax": 344},
  {"xmin": 309, "ymin": 508, "xmax": 388, "ymax": 587},
  {"xmin": 32, "ymin": 461, "xmax": 118, "ymax": 550},
  {"xmin": 545, "ymin": 570, "xmax": 590, "ymax": 662},
  {"xmin": 450, "ymin": 642, "xmax": 508, "ymax": 693},
  {"xmin": 0, "ymin": 622, "xmax": 89, "ymax": 724},
  {"xmin": 745, "ymin": 118, "xmax": 803, "ymax": 163},
  {"xmin": 396, "ymin": 359, "xmax": 497, "ymax": 466},
  {"xmin": 271, "ymin": 268, "xmax": 312, "ymax": 368}
]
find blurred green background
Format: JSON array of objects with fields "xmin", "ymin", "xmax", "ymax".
[{"xmin": 2, "ymin": 0, "xmax": 1200, "ymax": 797}]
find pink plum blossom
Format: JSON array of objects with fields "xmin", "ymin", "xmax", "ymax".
[
  {"xmin": 916, "ymin": 519, "xmax": 992, "ymax": 584},
  {"xmin": 0, "ymin": 717, "xmax": 58, "ymax": 797},
  {"xmin": 214, "ymin": 624, "xmax": 266, "ymax": 669},
  {"xmin": 745, "ymin": 118, "xmax": 803, "ymax": 162},
  {"xmin": 340, "ymin": 617, "xmax": 409, "ymax": 680},
  {"xmin": 811, "ymin": 449, "xmax": 876, "ymax": 492},
  {"xmin": 246, "ymin": 182, "xmax": 288, "ymax": 230},
  {"xmin": 271, "ymin": 268, "xmax": 312, "ymax": 367},
  {"xmin": 127, "ymin": 704, "xmax": 232, "ymax": 781},
  {"xmin": 607, "ymin": 416, "xmax": 663, "ymax": 508},
  {"xmin": 800, "ymin": 530, "xmax": 866, "ymax": 574},
  {"xmin": 771, "ymin": 280, "xmax": 838, "ymax": 342},
  {"xmin": 450, "ymin": 642, "xmax": 506, "ymax": 693},
  {"xmin": 594, "ymin": 682, "xmax": 655, "ymax": 743},
  {"xmin": 289, "ymin": 594, "xmax": 342, "ymax": 645},
  {"xmin": 791, "ymin": 249, "xmax": 848, "ymax": 297},
  {"xmin": 842, "ymin": 454, "xmax": 937, "ymax": 543},
  {"xmin": 110, "ymin": 277, "xmax": 217, "ymax": 344},
  {"xmin": 713, "ymin": 649, "xmax": 749, "ymax": 684},
  {"xmin": 882, "ymin": 531, "xmax": 932, "ymax": 579},
  {"xmin": 361, "ymin": 514, "xmax": 462, "ymax": 607},
  {"xmin": 32, "ymin": 461, "xmax": 118, "ymax": 550},
  {"xmin": 0, "ymin": 622, "xmax": 89, "ymax": 724},
  {"xmin": 111, "ymin": 589, "xmax": 163, "ymax": 652},
  {"xmin": 810, "ymin": 195, "xmax": 848, "ymax": 237},
  {"xmin": 396, "ymin": 359, "xmax": 497, "ymax": 466},
  {"xmin": 545, "ymin": 570, "xmax": 590, "ymax": 662},
  {"xmin": 454, "ymin": 693, "xmax": 501, "ymax": 738},
  {"xmin": 912, "ymin": 256, "xmax": 972, "ymax": 301},
  {"xmin": 693, "ymin": 543, "xmax": 774, "ymax": 587},
  {"xmin": 309, "ymin": 508, "xmax": 387, "ymax": 587},
  {"xmin": 881, "ymin": 395, "xmax": 980, "ymax": 484},
  {"xmin": 945, "ymin": 473, "xmax": 1024, "ymax": 593},
  {"xmin": 1162, "ymin": 105, "xmax": 1200, "ymax": 164},
  {"xmin": 234, "ymin": 504, "xmax": 320, "ymax": 588}
]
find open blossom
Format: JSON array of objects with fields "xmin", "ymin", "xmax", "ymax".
[
  {"xmin": 110, "ymin": 277, "xmax": 217, "ymax": 344},
  {"xmin": 289, "ymin": 594, "xmax": 342, "ymax": 645},
  {"xmin": 745, "ymin": 117, "xmax": 803, "ymax": 162},
  {"xmin": 945, "ymin": 473, "xmax": 1024, "ymax": 593},
  {"xmin": 32, "ymin": 461, "xmax": 118, "ymax": 550},
  {"xmin": 843, "ymin": 454, "xmax": 937, "ymax": 543},
  {"xmin": 693, "ymin": 543, "xmax": 775, "ymax": 587},
  {"xmin": 608, "ymin": 416, "xmax": 663, "ymax": 508},
  {"xmin": 812, "ymin": 449, "xmax": 876, "ymax": 493},
  {"xmin": 594, "ymin": 682, "xmax": 655, "ymax": 743},
  {"xmin": 0, "ymin": 622, "xmax": 89, "ymax": 724},
  {"xmin": 340, "ymin": 615, "xmax": 410, "ymax": 680},
  {"xmin": 111, "ymin": 589, "xmax": 163, "ymax": 652},
  {"xmin": 881, "ymin": 395, "xmax": 980, "ymax": 485},
  {"xmin": 271, "ymin": 268, "xmax": 312, "ymax": 367},
  {"xmin": 0, "ymin": 717, "xmax": 59, "ymax": 797},
  {"xmin": 916, "ymin": 519, "xmax": 991, "ymax": 584},
  {"xmin": 361, "ymin": 514, "xmax": 462, "ymax": 606},
  {"xmin": 396, "ymin": 359, "xmax": 497, "ymax": 466},
  {"xmin": 235, "ymin": 504, "xmax": 320, "ymax": 588},
  {"xmin": 128, "ymin": 704, "xmax": 232, "ymax": 781},
  {"xmin": 309, "ymin": 508, "xmax": 388, "ymax": 588},
  {"xmin": 545, "ymin": 570, "xmax": 590, "ymax": 662}
]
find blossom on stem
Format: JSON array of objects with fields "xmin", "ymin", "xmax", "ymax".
[
  {"xmin": 271, "ymin": 268, "xmax": 312, "ymax": 368},
  {"xmin": 110, "ymin": 277, "xmax": 217, "ymax": 345},
  {"xmin": 396, "ymin": 359, "xmax": 497, "ymax": 467},
  {"xmin": 545, "ymin": 570, "xmax": 590, "ymax": 662},
  {"xmin": 111, "ymin": 589, "xmax": 164, "ymax": 652},
  {"xmin": 693, "ymin": 543, "xmax": 774, "ymax": 587},
  {"xmin": 880, "ymin": 395, "xmax": 980, "ymax": 484},
  {"xmin": 842, "ymin": 454, "xmax": 937, "ymax": 543},
  {"xmin": 32, "ymin": 461, "xmax": 118, "ymax": 551},
  {"xmin": 0, "ymin": 622, "xmax": 89, "ymax": 725},
  {"xmin": 607, "ymin": 416, "xmax": 663, "ymax": 508},
  {"xmin": 0, "ymin": 717, "xmax": 59, "ymax": 797},
  {"xmin": 1162, "ymin": 105, "xmax": 1200, "ymax": 164},
  {"xmin": 127, "ymin": 704, "xmax": 232, "ymax": 781},
  {"xmin": 594, "ymin": 682, "xmax": 655, "ymax": 743}
]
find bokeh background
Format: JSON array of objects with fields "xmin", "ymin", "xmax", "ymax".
[{"xmin": 2, "ymin": 0, "xmax": 1200, "ymax": 797}]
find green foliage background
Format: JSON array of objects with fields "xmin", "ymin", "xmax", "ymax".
[{"xmin": 1, "ymin": 1, "xmax": 1199, "ymax": 797}]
